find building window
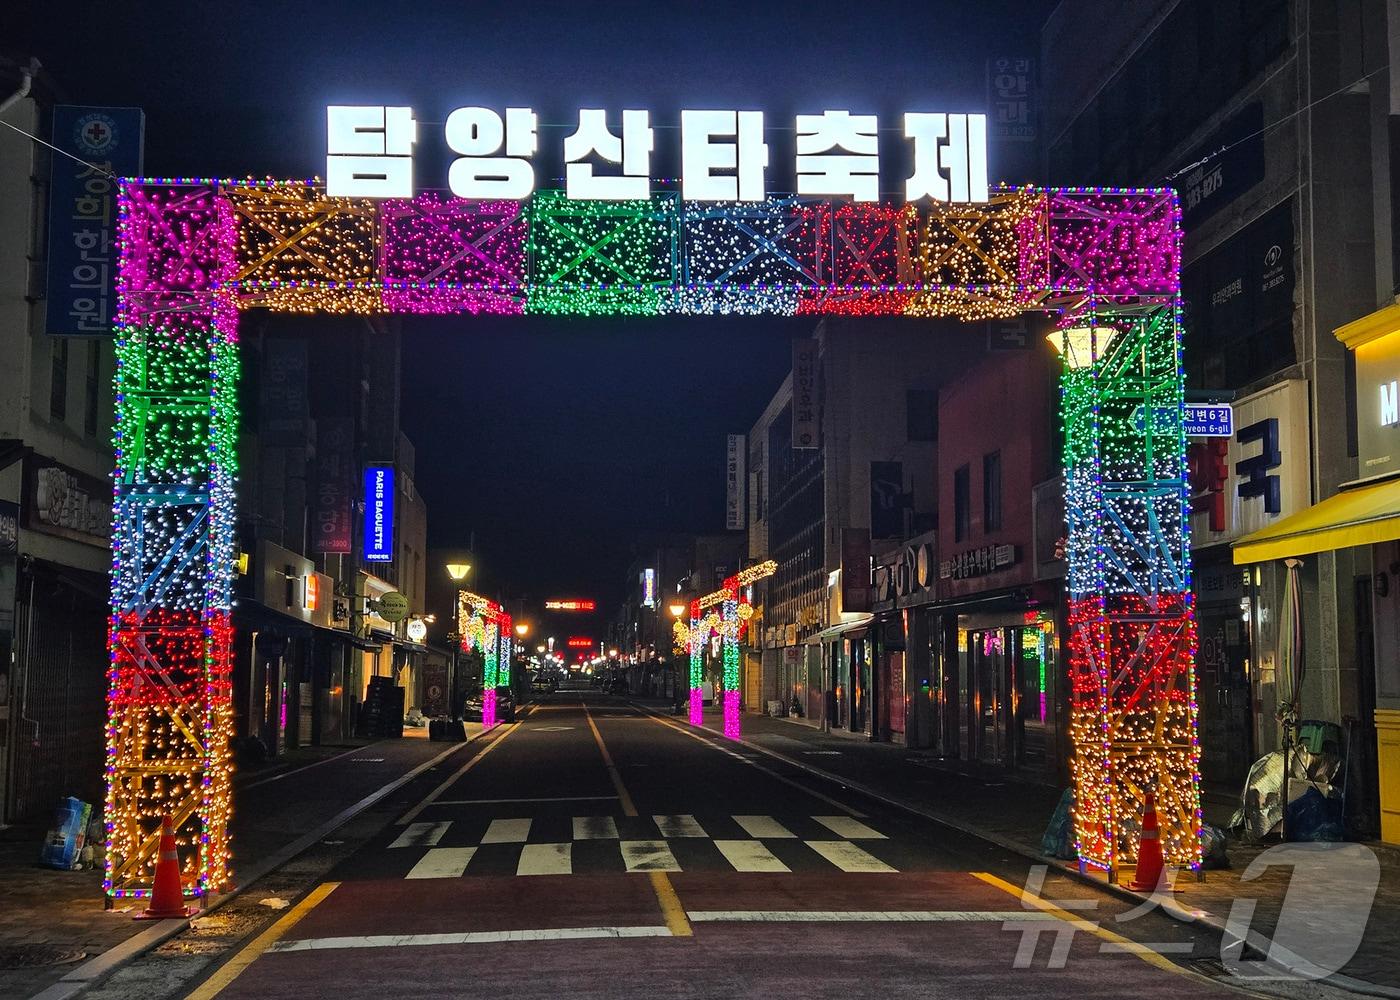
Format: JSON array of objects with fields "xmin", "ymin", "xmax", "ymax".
[
  {"xmin": 983, "ymin": 451, "xmax": 1002, "ymax": 532},
  {"xmin": 954, "ymin": 464, "xmax": 970, "ymax": 543},
  {"xmin": 907, "ymin": 388, "xmax": 938, "ymax": 442},
  {"xmin": 50, "ymin": 338, "xmax": 69, "ymax": 422},
  {"xmin": 85, "ymin": 343, "xmax": 101, "ymax": 438}
]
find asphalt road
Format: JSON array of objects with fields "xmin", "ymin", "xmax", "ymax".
[{"xmin": 178, "ymin": 694, "xmax": 1268, "ymax": 1000}]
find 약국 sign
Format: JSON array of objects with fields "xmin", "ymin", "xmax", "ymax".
[{"xmin": 326, "ymin": 104, "xmax": 989, "ymax": 204}]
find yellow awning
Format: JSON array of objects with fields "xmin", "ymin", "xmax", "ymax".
[{"xmin": 1233, "ymin": 476, "xmax": 1400, "ymax": 564}]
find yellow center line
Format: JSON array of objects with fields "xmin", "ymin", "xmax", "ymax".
[
  {"xmin": 971, "ymin": 871, "xmax": 1230, "ymax": 986},
  {"xmin": 582, "ymin": 702, "xmax": 692, "ymax": 938},
  {"xmin": 397, "ymin": 722, "xmax": 520, "ymax": 824},
  {"xmin": 185, "ymin": 881, "xmax": 340, "ymax": 1000}
]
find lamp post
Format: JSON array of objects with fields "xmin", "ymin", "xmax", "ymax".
[{"xmin": 445, "ymin": 561, "xmax": 472, "ymax": 718}]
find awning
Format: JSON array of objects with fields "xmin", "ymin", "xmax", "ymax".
[
  {"xmin": 1233, "ymin": 475, "xmax": 1400, "ymax": 564},
  {"xmin": 803, "ymin": 614, "xmax": 875, "ymax": 645}
]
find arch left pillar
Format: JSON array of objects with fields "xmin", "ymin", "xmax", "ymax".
[{"xmin": 107, "ymin": 183, "xmax": 238, "ymax": 899}]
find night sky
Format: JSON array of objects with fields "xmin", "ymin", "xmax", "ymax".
[{"xmin": 14, "ymin": 0, "xmax": 1056, "ymax": 608}]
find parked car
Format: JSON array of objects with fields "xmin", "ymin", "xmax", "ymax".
[
  {"xmin": 531, "ymin": 675, "xmax": 557, "ymax": 695},
  {"xmin": 463, "ymin": 687, "xmax": 516, "ymax": 722}
]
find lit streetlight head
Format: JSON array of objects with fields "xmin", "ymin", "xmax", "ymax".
[
  {"xmin": 445, "ymin": 562, "xmax": 472, "ymax": 582},
  {"xmin": 515, "ymin": 622, "xmax": 530, "ymax": 637},
  {"xmin": 536, "ymin": 644, "xmax": 545, "ymax": 654},
  {"xmin": 668, "ymin": 601, "xmax": 687, "ymax": 618},
  {"xmin": 1045, "ymin": 326, "xmax": 1118, "ymax": 370}
]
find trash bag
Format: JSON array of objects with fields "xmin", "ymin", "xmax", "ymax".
[
  {"xmin": 1041, "ymin": 788, "xmax": 1076, "ymax": 860},
  {"xmin": 1285, "ymin": 785, "xmax": 1345, "ymax": 842},
  {"xmin": 40, "ymin": 797, "xmax": 92, "ymax": 870},
  {"xmin": 1230, "ymin": 744, "xmax": 1343, "ymax": 843},
  {"xmin": 1199, "ymin": 823, "xmax": 1230, "ymax": 869}
]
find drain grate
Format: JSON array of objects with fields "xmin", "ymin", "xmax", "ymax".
[
  {"xmin": 0, "ymin": 945, "xmax": 87, "ymax": 970},
  {"xmin": 1186, "ymin": 957, "xmax": 1228, "ymax": 977}
]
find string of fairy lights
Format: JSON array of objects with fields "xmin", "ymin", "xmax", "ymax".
[{"xmin": 106, "ymin": 179, "xmax": 1197, "ymax": 898}]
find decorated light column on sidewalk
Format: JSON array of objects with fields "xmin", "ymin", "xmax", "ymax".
[{"xmin": 680, "ymin": 560, "xmax": 776, "ymax": 737}]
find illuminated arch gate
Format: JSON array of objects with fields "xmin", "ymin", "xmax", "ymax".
[{"xmin": 108, "ymin": 180, "xmax": 1197, "ymax": 900}]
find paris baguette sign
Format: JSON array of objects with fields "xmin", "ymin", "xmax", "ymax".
[{"xmin": 325, "ymin": 105, "xmax": 990, "ymax": 204}]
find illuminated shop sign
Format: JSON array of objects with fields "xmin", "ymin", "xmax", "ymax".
[
  {"xmin": 545, "ymin": 599, "xmax": 596, "ymax": 611},
  {"xmin": 326, "ymin": 105, "xmax": 989, "ymax": 204},
  {"xmin": 362, "ymin": 466, "xmax": 394, "ymax": 563},
  {"xmin": 566, "ymin": 636, "xmax": 594, "ymax": 649}
]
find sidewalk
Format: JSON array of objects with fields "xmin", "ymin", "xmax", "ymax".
[
  {"xmin": 0, "ymin": 728, "xmax": 478, "ymax": 1000},
  {"xmin": 652, "ymin": 700, "xmax": 1400, "ymax": 996}
]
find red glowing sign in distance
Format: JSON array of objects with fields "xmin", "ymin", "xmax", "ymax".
[
  {"xmin": 546, "ymin": 599, "xmax": 596, "ymax": 611},
  {"xmin": 566, "ymin": 637, "xmax": 594, "ymax": 649}
]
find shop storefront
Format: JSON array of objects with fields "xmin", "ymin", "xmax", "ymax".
[{"xmin": 1234, "ymin": 305, "xmax": 1400, "ymax": 842}]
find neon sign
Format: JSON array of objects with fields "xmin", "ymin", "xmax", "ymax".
[
  {"xmin": 566, "ymin": 636, "xmax": 594, "ymax": 649},
  {"xmin": 326, "ymin": 105, "xmax": 988, "ymax": 204},
  {"xmin": 362, "ymin": 466, "xmax": 394, "ymax": 562},
  {"xmin": 545, "ymin": 599, "xmax": 596, "ymax": 611}
]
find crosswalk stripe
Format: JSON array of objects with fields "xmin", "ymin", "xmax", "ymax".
[
  {"xmin": 572, "ymin": 816, "xmax": 619, "ymax": 840},
  {"xmin": 733, "ymin": 815, "xmax": 795, "ymax": 839},
  {"xmin": 806, "ymin": 840, "xmax": 896, "ymax": 873},
  {"xmin": 813, "ymin": 816, "xmax": 886, "ymax": 840},
  {"xmin": 389, "ymin": 822, "xmax": 451, "ymax": 849},
  {"xmin": 481, "ymin": 818, "xmax": 532, "ymax": 843},
  {"xmin": 713, "ymin": 840, "xmax": 790, "ymax": 873},
  {"xmin": 653, "ymin": 814, "xmax": 708, "ymax": 838},
  {"xmin": 517, "ymin": 843, "xmax": 573, "ymax": 876},
  {"xmin": 405, "ymin": 847, "xmax": 477, "ymax": 879},
  {"xmin": 621, "ymin": 840, "xmax": 681, "ymax": 872}
]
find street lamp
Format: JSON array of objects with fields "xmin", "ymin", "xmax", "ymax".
[
  {"xmin": 445, "ymin": 562, "xmax": 472, "ymax": 582},
  {"xmin": 668, "ymin": 600, "xmax": 687, "ymax": 619},
  {"xmin": 515, "ymin": 622, "xmax": 530, "ymax": 638},
  {"xmin": 536, "ymin": 644, "xmax": 545, "ymax": 654}
]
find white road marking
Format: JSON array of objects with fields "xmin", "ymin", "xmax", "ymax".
[
  {"xmin": 405, "ymin": 847, "xmax": 476, "ymax": 879},
  {"xmin": 481, "ymin": 818, "xmax": 532, "ymax": 844},
  {"xmin": 653, "ymin": 814, "xmax": 708, "ymax": 838},
  {"xmin": 813, "ymin": 816, "xmax": 886, "ymax": 840},
  {"xmin": 434, "ymin": 796, "xmax": 618, "ymax": 806},
  {"xmin": 733, "ymin": 815, "xmax": 795, "ymax": 839},
  {"xmin": 572, "ymin": 816, "xmax": 619, "ymax": 840},
  {"xmin": 271, "ymin": 926, "xmax": 674, "ymax": 953},
  {"xmin": 686, "ymin": 910, "xmax": 1044, "ymax": 923},
  {"xmin": 713, "ymin": 840, "xmax": 790, "ymax": 873},
  {"xmin": 620, "ymin": 840, "xmax": 681, "ymax": 872},
  {"xmin": 807, "ymin": 840, "xmax": 896, "ymax": 872},
  {"xmin": 517, "ymin": 843, "xmax": 573, "ymax": 876},
  {"xmin": 388, "ymin": 822, "xmax": 451, "ymax": 849}
]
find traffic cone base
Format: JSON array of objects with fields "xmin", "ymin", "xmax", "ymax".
[{"xmin": 135, "ymin": 815, "xmax": 201, "ymax": 920}]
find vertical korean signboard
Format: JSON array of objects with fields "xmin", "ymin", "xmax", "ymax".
[
  {"xmin": 792, "ymin": 339, "xmax": 819, "ymax": 449},
  {"xmin": 314, "ymin": 418, "xmax": 354, "ymax": 553},
  {"xmin": 46, "ymin": 106, "xmax": 144, "ymax": 336},
  {"xmin": 725, "ymin": 434, "xmax": 746, "ymax": 531},
  {"xmin": 363, "ymin": 466, "xmax": 395, "ymax": 563}
]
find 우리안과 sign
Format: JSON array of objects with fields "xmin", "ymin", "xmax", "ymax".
[{"xmin": 325, "ymin": 105, "xmax": 989, "ymax": 204}]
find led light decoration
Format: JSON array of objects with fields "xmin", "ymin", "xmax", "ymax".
[
  {"xmin": 456, "ymin": 589, "xmax": 510, "ymax": 728},
  {"xmin": 108, "ymin": 178, "xmax": 1195, "ymax": 894}
]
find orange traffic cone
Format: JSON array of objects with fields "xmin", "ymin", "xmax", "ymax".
[
  {"xmin": 135, "ymin": 816, "xmax": 199, "ymax": 920},
  {"xmin": 1127, "ymin": 790, "xmax": 1168, "ymax": 891}
]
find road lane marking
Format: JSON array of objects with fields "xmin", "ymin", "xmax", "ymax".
[
  {"xmin": 517, "ymin": 843, "xmax": 573, "ymax": 875},
  {"xmin": 654, "ymin": 814, "xmax": 708, "ymax": 838},
  {"xmin": 971, "ymin": 871, "xmax": 1213, "ymax": 983},
  {"xmin": 406, "ymin": 847, "xmax": 477, "ymax": 879},
  {"xmin": 687, "ymin": 910, "xmax": 1046, "ymax": 922},
  {"xmin": 435, "ymin": 795, "xmax": 619, "ymax": 805},
  {"xmin": 572, "ymin": 816, "xmax": 619, "ymax": 839},
  {"xmin": 807, "ymin": 840, "xmax": 896, "ymax": 872},
  {"xmin": 583, "ymin": 703, "xmax": 637, "ymax": 816},
  {"xmin": 585, "ymin": 704, "xmax": 690, "ymax": 937},
  {"xmin": 733, "ymin": 815, "xmax": 795, "ymax": 839},
  {"xmin": 621, "ymin": 840, "xmax": 682, "ymax": 872},
  {"xmin": 813, "ymin": 815, "xmax": 886, "ymax": 839},
  {"xmin": 388, "ymin": 821, "xmax": 450, "ymax": 849},
  {"xmin": 271, "ymin": 925, "xmax": 673, "ymax": 953},
  {"xmin": 397, "ymin": 722, "xmax": 520, "ymax": 824},
  {"xmin": 648, "ymin": 872, "xmax": 693, "ymax": 938},
  {"xmin": 713, "ymin": 840, "xmax": 791, "ymax": 873},
  {"xmin": 481, "ymin": 818, "xmax": 532, "ymax": 843},
  {"xmin": 184, "ymin": 882, "xmax": 340, "ymax": 1000},
  {"xmin": 637, "ymin": 709, "xmax": 866, "ymax": 817}
]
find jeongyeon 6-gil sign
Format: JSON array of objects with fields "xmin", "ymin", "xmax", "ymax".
[{"xmin": 326, "ymin": 105, "xmax": 990, "ymax": 204}]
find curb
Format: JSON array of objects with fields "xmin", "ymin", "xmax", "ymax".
[
  {"xmin": 634, "ymin": 702, "xmax": 1400, "ymax": 1000},
  {"xmin": 28, "ymin": 729, "xmax": 490, "ymax": 1000}
]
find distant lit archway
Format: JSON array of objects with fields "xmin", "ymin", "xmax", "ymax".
[{"xmin": 108, "ymin": 179, "xmax": 1195, "ymax": 902}]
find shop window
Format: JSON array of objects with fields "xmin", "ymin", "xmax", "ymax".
[
  {"xmin": 983, "ymin": 451, "xmax": 1002, "ymax": 532},
  {"xmin": 954, "ymin": 464, "xmax": 970, "ymax": 543}
]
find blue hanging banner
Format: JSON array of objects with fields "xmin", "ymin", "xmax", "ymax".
[
  {"xmin": 362, "ymin": 466, "xmax": 395, "ymax": 563},
  {"xmin": 45, "ymin": 106, "xmax": 145, "ymax": 337}
]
